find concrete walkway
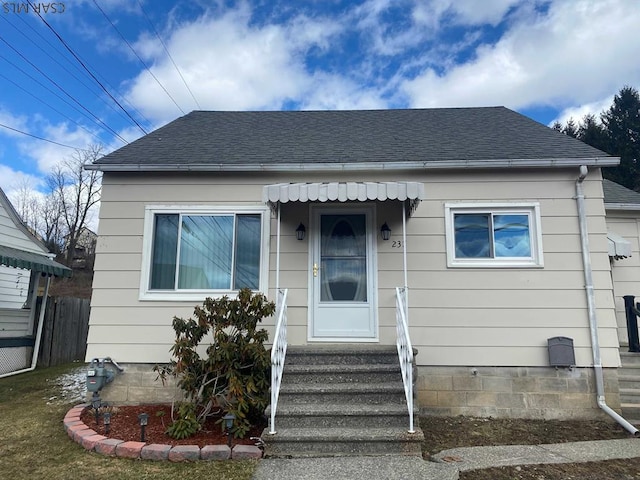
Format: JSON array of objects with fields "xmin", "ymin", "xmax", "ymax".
[{"xmin": 252, "ymin": 438, "xmax": 640, "ymax": 480}]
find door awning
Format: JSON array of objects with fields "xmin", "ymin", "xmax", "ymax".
[
  {"xmin": 263, "ymin": 181, "xmax": 426, "ymax": 215},
  {"xmin": 0, "ymin": 245, "xmax": 72, "ymax": 277},
  {"xmin": 608, "ymin": 231, "xmax": 632, "ymax": 260}
]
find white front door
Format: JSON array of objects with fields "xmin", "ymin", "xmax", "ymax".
[{"xmin": 310, "ymin": 205, "xmax": 377, "ymax": 340}]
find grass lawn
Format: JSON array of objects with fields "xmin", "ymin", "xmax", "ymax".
[{"xmin": 0, "ymin": 363, "xmax": 257, "ymax": 480}]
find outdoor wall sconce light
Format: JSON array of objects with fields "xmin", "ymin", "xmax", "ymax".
[
  {"xmin": 103, "ymin": 412, "xmax": 111, "ymax": 435},
  {"xmin": 223, "ymin": 413, "xmax": 236, "ymax": 448},
  {"xmin": 296, "ymin": 223, "xmax": 306, "ymax": 241},
  {"xmin": 380, "ymin": 222, "xmax": 391, "ymax": 241},
  {"xmin": 138, "ymin": 412, "xmax": 149, "ymax": 442}
]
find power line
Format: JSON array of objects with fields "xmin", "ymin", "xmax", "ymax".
[
  {"xmin": 0, "ymin": 35, "xmax": 129, "ymax": 144},
  {"xmin": 0, "ymin": 51, "xmax": 117, "ymax": 138},
  {"xmin": 137, "ymin": 0, "xmax": 201, "ymax": 110},
  {"xmin": 93, "ymin": 0, "xmax": 186, "ymax": 115},
  {"xmin": 0, "ymin": 122, "xmax": 89, "ymax": 150},
  {"xmin": 0, "ymin": 70, "xmax": 105, "ymax": 145},
  {"xmin": 26, "ymin": 0, "xmax": 149, "ymax": 136},
  {"xmin": 0, "ymin": 13, "xmax": 146, "ymax": 131}
]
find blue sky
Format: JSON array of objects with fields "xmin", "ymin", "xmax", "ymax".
[{"xmin": 1, "ymin": 0, "xmax": 639, "ymax": 195}]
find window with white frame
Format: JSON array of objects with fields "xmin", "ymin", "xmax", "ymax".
[
  {"xmin": 141, "ymin": 207, "xmax": 268, "ymax": 299},
  {"xmin": 444, "ymin": 203, "xmax": 543, "ymax": 267}
]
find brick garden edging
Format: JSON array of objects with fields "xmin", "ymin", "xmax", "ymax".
[{"xmin": 64, "ymin": 404, "xmax": 263, "ymax": 462}]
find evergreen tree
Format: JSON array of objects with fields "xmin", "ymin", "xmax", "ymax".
[
  {"xmin": 554, "ymin": 86, "xmax": 640, "ymax": 191},
  {"xmin": 601, "ymin": 86, "xmax": 640, "ymax": 190},
  {"xmin": 563, "ymin": 118, "xmax": 579, "ymax": 138},
  {"xmin": 578, "ymin": 114, "xmax": 607, "ymax": 152}
]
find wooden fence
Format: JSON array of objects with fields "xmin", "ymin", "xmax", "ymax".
[{"xmin": 37, "ymin": 296, "xmax": 90, "ymax": 367}]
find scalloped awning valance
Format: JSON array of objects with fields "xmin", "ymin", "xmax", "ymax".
[{"xmin": 263, "ymin": 181, "xmax": 425, "ymax": 216}]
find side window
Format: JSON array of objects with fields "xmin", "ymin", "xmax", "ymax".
[{"xmin": 445, "ymin": 203, "xmax": 543, "ymax": 267}]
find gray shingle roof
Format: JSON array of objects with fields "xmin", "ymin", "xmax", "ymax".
[
  {"xmin": 603, "ymin": 179, "xmax": 640, "ymax": 205},
  {"xmin": 91, "ymin": 107, "xmax": 616, "ymax": 171}
]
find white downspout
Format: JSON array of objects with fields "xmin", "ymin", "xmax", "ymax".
[
  {"xmin": 0, "ymin": 273, "xmax": 51, "ymax": 379},
  {"xmin": 576, "ymin": 165, "xmax": 639, "ymax": 436}
]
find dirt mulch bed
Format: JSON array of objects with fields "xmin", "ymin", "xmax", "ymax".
[
  {"xmin": 421, "ymin": 416, "xmax": 632, "ymax": 458},
  {"xmin": 80, "ymin": 404, "xmax": 265, "ymax": 448}
]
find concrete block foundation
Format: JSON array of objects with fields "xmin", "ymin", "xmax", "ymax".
[
  {"xmin": 417, "ymin": 366, "xmax": 620, "ymax": 420},
  {"xmin": 97, "ymin": 363, "xmax": 621, "ymax": 421}
]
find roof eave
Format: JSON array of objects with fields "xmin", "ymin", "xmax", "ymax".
[{"xmin": 86, "ymin": 157, "xmax": 620, "ymax": 172}]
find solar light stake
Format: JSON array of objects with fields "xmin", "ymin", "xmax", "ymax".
[
  {"xmin": 91, "ymin": 393, "xmax": 101, "ymax": 426},
  {"xmin": 138, "ymin": 412, "xmax": 149, "ymax": 442},
  {"xmin": 103, "ymin": 412, "xmax": 111, "ymax": 435},
  {"xmin": 223, "ymin": 413, "xmax": 235, "ymax": 448}
]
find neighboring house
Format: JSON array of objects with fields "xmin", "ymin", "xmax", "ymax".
[
  {"xmin": 603, "ymin": 179, "xmax": 640, "ymax": 347},
  {"xmin": 63, "ymin": 227, "xmax": 97, "ymax": 268},
  {"xmin": 0, "ymin": 187, "xmax": 71, "ymax": 377},
  {"xmin": 86, "ymin": 107, "xmax": 631, "ymax": 424}
]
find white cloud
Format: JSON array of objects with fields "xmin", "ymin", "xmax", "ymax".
[
  {"xmin": 0, "ymin": 109, "xmax": 28, "ymax": 139},
  {"xmin": 411, "ymin": 0, "xmax": 520, "ymax": 28},
  {"xmin": 352, "ymin": 0, "xmax": 436, "ymax": 56},
  {"xmin": 0, "ymin": 165, "xmax": 43, "ymax": 196},
  {"xmin": 125, "ymin": 6, "xmax": 347, "ymax": 122},
  {"xmin": 443, "ymin": 0, "xmax": 521, "ymax": 26},
  {"xmin": 551, "ymin": 95, "xmax": 614, "ymax": 128},
  {"xmin": 402, "ymin": 0, "xmax": 640, "ymax": 110},
  {"xmin": 16, "ymin": 122, "xmax": 97, "ymax": 174},
  {"xmin": 301, "ymin": 73, "xmax": 386, "ymax": 110}
]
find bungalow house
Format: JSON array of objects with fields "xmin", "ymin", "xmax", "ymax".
[
  {"xmin": 85, "ymin": 107, "xmax": 640, "ymax": 453},
  {"xmin": 63, "ymin": 227, "xmax": 97, "ymax": 269},
  {"xmin": 0, "ymin": 186, "xmax": 71, "ymax": 377}
]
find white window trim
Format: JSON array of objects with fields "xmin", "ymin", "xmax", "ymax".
[
  {"xmin": 139, "ymin": 205, "xmax": 270, "ymax": 301},
  {"xmin": 444, "ymin": 202, "xmax": 544, "ymax": 268}
]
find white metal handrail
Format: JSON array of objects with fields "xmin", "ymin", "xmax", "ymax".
[
  {"xmin": 269, "ymin": 288, "xmax": 288, "ymax": 434},
  {"xmin": 396, "ymin": 286, "xmax": 415, "ymax": 433}
]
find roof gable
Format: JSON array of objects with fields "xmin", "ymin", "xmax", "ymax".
[
  {"xmin": 0, "ymin": 186, "xmax": 47, "ymax": 254},
  {"xmin": 90, "ymin": 107, "xmax": 617, "ymax": 172},
  {"xmin": 0, "ymin": 187, "xmax": 71, "ymax": 277}
]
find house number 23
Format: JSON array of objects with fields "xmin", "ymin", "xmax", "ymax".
[{"xmin": 391, "ymin": 240, "xmax": 403, "ymax": 248}]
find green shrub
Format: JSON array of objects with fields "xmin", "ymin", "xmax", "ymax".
[
  {"xmin": 165, "ymin": 402, "xmax": 201, "ymax": 440},
  {"xmin": 155, "ymin": 288, "xmax": 274, "ymax": 438}
]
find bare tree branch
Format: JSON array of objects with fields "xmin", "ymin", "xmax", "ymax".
[{"xmin": 47, "ymin": 144, "xmax": 103, "ymax": 265}]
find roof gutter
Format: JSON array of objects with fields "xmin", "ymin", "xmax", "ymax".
[
  {"xmin": 85, "ymin": 157, "xmax": 620, "ymax": 172},
  {"xmin": 575, "ymin": 166, "xmax": 639, "ymax": 437},
  {"xmin": 605, "ymin": 203, "xmax": 640, "ymax": 211}
]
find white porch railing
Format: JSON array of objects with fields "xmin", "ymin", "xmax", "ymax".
[
  {"xmin": 269, "ymin": 288, "xmax": 288, "ymax": 434},
  {"xmin": 396, "ymin": 286, "xmax": 415, "ymax": 433}
]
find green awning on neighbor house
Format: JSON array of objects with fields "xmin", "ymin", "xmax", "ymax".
[{"xmin": 0, "ymin": 245, "xmax": 71, "ymax": 278}]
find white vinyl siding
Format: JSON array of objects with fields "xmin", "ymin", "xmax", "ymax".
[
  {"xmin": 0, "ymin": 265, "xmax": 30, "ymax": 309},
  {"xmin": 87, "ymin": 169, "xmax": 618, "ymax": 368},
  {"xmin": 0, "ymin": 196, "xmax": 47, "ymax": 254}
]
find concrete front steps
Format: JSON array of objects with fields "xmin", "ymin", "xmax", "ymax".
[
  {"xmin": 262, "ymin": 345, "xmax": 424, "ymax": 457},
  {"xmin": 619, "ymin": 351, "xmax": 640, "ymax": 424}
]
